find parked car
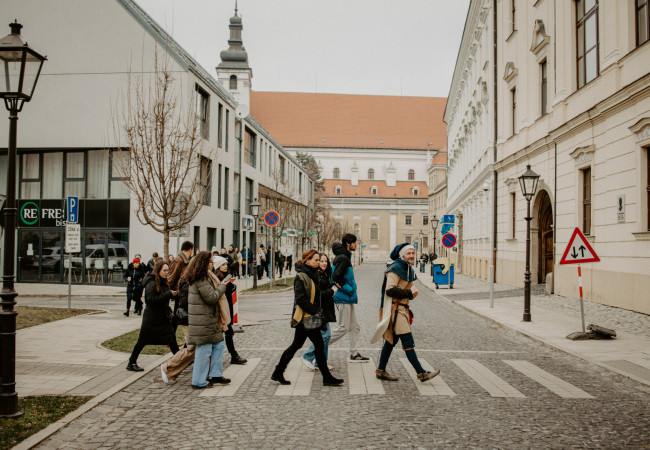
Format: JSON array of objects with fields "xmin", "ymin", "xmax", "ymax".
[
  {"xmin": 72, "ymin": 243, "xmax": 129, "ymax": 269},
  {"xmin": 41, "ymin": 246, "xmax": 63, "ymax": 273}
]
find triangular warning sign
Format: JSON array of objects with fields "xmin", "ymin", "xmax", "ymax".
[{"xmin": 559, "ymin": 227, "xmax": 600, "ymax": 265}]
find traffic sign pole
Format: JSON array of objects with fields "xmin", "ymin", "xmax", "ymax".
[{"xmin": 578, "ymin": 265, "xmax": 585, "ymax": 333}]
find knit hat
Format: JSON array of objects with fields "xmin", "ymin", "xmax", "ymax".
[
  {"xmin": 212, "ymin": 255, "xmax": 228, "ymax": 269},
  {"xmin": 389, "ymin": 243, "xmax": 415, "ymax": 261},
  {"xmin": 132, "ymin": 258, "xmax": 141, "ymax": 264}
]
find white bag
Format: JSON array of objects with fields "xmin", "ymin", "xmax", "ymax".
[{"xmin": 370, "ymin": 305, "xmax": 392, "ymax": 344}]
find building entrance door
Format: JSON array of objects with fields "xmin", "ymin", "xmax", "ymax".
[{"xmin": 538, "ymin": 192, "xmax": 553, "ymax": 284}]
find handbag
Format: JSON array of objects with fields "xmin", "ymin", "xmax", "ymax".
[
  {"xmin": 291, "ymin": 273, "xmax": 322, "ymax": 329},
  {"xmin": 303, "ymin": 309, "xmax": 324, "ymax": 330}
]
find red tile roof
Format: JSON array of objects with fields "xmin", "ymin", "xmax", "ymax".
[
  {"xmin": 323, "ymin": 180, "xmax": 428, "ymax": 198},
  {"xmin": 250, "ymin": 92, "xmax": 447, "ymax": 150},
  {"xmin": 429, "ymin": 151, "xmax": 448, "ymax": 168}
]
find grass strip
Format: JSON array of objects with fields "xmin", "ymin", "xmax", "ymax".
[
  {"xmin": 0, "ymin": 395, "xmax": 91, "ymax": 450},
  {"xmin": 102, "ymin": 326, "xmax": 186, "ymax": 355},
  {"xmin": 16, "ymin": 306, "xmax": 98, "ymax": 330},
  {"xmin": 242, "ymin": 276, "xmax": 294, "ymax": 292}
]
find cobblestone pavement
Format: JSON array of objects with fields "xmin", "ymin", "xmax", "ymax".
[{"xmin": 36, "ymin": 263, "xmax": 650, "ymax": 449}]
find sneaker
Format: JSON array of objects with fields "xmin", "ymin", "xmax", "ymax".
[
  {"xmin": 160, "ymin": 365, "xmax": 173, "ymax": 384},
  {"xmin": 417, "ymin": 369, "xmax": 441, "ymax": 382},
  {"xmin": 300, "ymin": 356, "xmax": 316, "ymax": 372},
  {"xmin": 314, "ymin": 363, "xmax": 334, "ymax": 370},
  {"xmin": 349, "ymin": 353, "xmax": 370, "ymax": 363},
  {"xmin": 375, "ymin": 369, "xmax": 399, "ymax": 381}
]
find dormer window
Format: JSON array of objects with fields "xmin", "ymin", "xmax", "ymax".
[
  {"xmin": 412, "ymin": 187, "xmax": 419, "ymax": 196},
  {"xmin": 335, "ymin": 185, "xmax": 342, "ymax": 195},
  {"xmin": 229, "ymin": 75, "xmax": 237, "ymax": 90},
  {"xmin": 370, "ymin": 186, "xmax": 378, "ymax": 195}
]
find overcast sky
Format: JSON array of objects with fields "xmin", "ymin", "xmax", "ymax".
[{"xmin": 135, "ymin": 0, "xmax": 469, "ymax": 98}]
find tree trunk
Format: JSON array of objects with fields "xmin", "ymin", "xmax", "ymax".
[{"xmin": 164, "ymin": 231, "xmax": 170, "ymax": 260}]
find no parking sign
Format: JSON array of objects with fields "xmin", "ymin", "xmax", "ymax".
[
  {"xmin": 442, "ymin": 233, "xmax": 457, "ymax": 248},
  {"xmin": 264, "ymin": 210, "xmax": 279, "ymax": 227}
]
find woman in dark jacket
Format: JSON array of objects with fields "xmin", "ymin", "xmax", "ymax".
[
  {"xmin": 214, "ymin": 256, "xmax": 247, "ymax": 365},
  {"xmin": 271, "ymin": 249, "xmax": 343, "ymax": 387},
  {"xmin": 300, "ymin": 253, "xmax": 336, "ymax": 370},
  {"xmin": 126, "ymin": 259, "xmax": 180, "ymax": 372}
]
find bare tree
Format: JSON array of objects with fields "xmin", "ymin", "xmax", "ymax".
[{"xmin": 110, "ymin": 51, "xmax": 215, "ymax": 257}]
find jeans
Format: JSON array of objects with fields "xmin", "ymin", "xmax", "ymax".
[
  {"xmin": 377, "ymin": 332, "xmax": 425, "ymax": 374},
  {"xmin": 257, "ymin": 264, "xmax": 264, "ymax": 279},
  {"xmin": 420, "ymin": 263, "xmax": 426, "ymax": 273},
  {"xmin": 302, "ymin": 323, "xmax": 331, "ymax": 363},
  {"xmin": 328, "ymin": 303, "xmax": 361, "ymax": 355},
  {"xmin": 192, "ymin": 340, "xmax": 225, "ymax": 387}
]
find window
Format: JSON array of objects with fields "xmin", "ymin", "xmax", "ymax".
[
  {"xmin": 370, "ymin": 186, "xmax": 378, "ymax": 195},
  {"xmin": 207, "ymin": 227, "xmax": 216, "ymax": 249},
  {"xmin": 404, "ymin": 235, "xmax": 412, "ymax": 244},
  {"xmin": 194, "ymin": 226, "xmax": 201, "ymax": 251},
  {"xmin": 279, "ymin": 156, "xmax": 286, "ymax": 183},
  {"xmin": 196, "ymin": 85, "xmax": 209, "ymax": 139},
  {"xmin": 230, "ymin": 75, "xmax": 237, "ymax": 90},
  {"xmin": 110, "ymin": 151, "xmax": 129, "ymax": 199},
  {"xmin": 408, "ymin": 169, "xmax": 415, "ymax": 180},
  {"xmin": 368, "ymin": 168, "xmax": 374, "ymax": 179},
  {"xmin": 510, "ymin": 88, "xmax": 517, "ymax": 135},
  {"xmin": 217, "ymin": 164, "xmax": 222, "ymax": 208},
  {"xmin": 354, "ymin": 223, "xmax": 360, "ymax": 238},
  {"xmin": 333, "ymin": 167, "xmax": 340, "ymax": 179},
  {"xmin": 541, "ymin": 60, "xmax": 548, "ymax": 116},
  {"xmin": 422, "ymin": 236, "xmax": 429, "ymax": 249},
  {"xmin": 20, "ymin": 153, "xmax": 40, "ymax": 199},
  {"xmin": 299, "ymin": 172, "xmax": 303, "ymax": 195},
  {"xmin": 217, "ymin": 103, "xmax": 223, "ymax": 148},
  {"xmin": 370, "ymin": 223, "xmax": 379, "ymax": 240},
  {"xmin": 423, "ymin": 215, "xmax": 429, "ymax": 226},
  {"xmin": 582, "ymin": 167, "xmax": 592, "ymax": 235},
  {"xmin": 225, "ymin": 110, "xmax": 230, "ymax": 152},
  {"xmin": 200, "ymin": 156, "xmax": 212, "ymax": 205},
  {"xmin": 245, "ymin": 178, "xmax": 253, "ymax": 215},
  {"xmin": 335, "ymin": 185, "xmax": 342, "ymax": 195},
  {"xmin": 511, "ymin": 192, "xmax": 516, "ymax": 238},
  {"xmin": 244, "ymin": 129, "xmax": 256, "ymax": 168},
  {"xmin": 43, "ymin": 152, "xmax": 63, "ymax": 199},
  {"xmin": 577, "ymin": 0, "xmax": 599, "ymax": 88},
  {"xmin": 412, "ymin": 187, "xmax": 419, "ymax": 196},
  {"xmin": 65, "ymin": 152, "xmax": 85, "ymax": 198},
  {"xmin": 638, "ymin": 0, "xmax": 649, "ymax": 46},
  {"xmin": 224, "ymin": 167, "xmax": 229, "ymax": 210},
  {"xmin": 405, "ymin": 215, "xmax": 412, "ymax": 226}
]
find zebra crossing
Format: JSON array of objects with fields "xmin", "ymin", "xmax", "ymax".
[{"xmin": 190, "ymin": 356, "xmax": 595, "ymax": 399}]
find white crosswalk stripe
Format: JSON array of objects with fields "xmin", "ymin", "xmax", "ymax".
[
  {"xmin": 503, "ymin": 360, "xmax": 594, "ymax": 399},
  {"xmin": 400, "ymin": 358, "xmax": 456, "ymax": 396},
  {"xmin": 452, "ymin": 359, "xmax": 526, "ymax": 398},
  {"xmin": 200, "ymin": 358, "xmax": 261, "ymax": 397},
  {"xmin": 275, "ymin": 358, "xmax": 315, "ymax": 396},
  {"xmin": 348, "ymin": 358, "xmax": 385, "ymax": 395}
]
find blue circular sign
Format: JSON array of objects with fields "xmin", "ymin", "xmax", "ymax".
[
  {"xmin": 442, "ymin": 233, "xmax": 457, "ymax": 248},
  {"xmin": 264, "ymin": 210, "xmax": 279, "ymax": 227}
]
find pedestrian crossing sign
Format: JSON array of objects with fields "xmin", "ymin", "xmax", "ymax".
[{"xmin": 559, "ymin": 227, "xmax": 600, "ymax": 265}]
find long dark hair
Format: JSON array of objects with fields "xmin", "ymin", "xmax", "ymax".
[
  {"xmin": 152, "ymin": 259, "xmax": 168, "ymax": 293},
  {"xmin": 184, "ymin": 251, "xmax": 212, "ymax": 284},
  {"xmin": 319, "ymin": 253, "xmax": 332, "ymax": 279}
]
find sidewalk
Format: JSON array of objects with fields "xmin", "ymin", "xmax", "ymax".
[{"xmin": 416, "ymin": 267, "xmax": 650, "ymax": 387}]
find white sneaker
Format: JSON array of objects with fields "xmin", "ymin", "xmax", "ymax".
[
  {"xmin": 300, "ymin": 356, "xmax": 316, "ymax": 372},
  {"xmin": 161, "ymin": 365, "xmax": 172, "ymax": 384}
]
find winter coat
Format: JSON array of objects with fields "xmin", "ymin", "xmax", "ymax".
[
  {"xmin": 187, "ymin": 277, "xmax": 227, "ymax": 345},
  {"xmin": 331, "ymin": 242, "xmax": 358, "ymax": 304},
  {"xmin": 124, "ymin": 263, "xmax": 146, "ymax": 296},
  {"xmin": 291, "ymin": 263, "xmax": 321, "ymax": 326},
  {"xmin": 176, "ymin": 279, "xmax": 189, "ymax": 326},
  {"xmin": 216, "ymin": 271, "xmax": 237, "ymax": 324},
  {"xmin": 318, "ymin": 269, "xmax": 336, "ymax": 323},
  {"xmin": 138, "ymin": 274, "xmax": 177, "ymax": 345},
  {"xmin": 168, "ymin": 252, "xmax": 190, "ymax": 291}
]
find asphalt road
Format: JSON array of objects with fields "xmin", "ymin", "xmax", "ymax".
[{"xmin": 34, "ymin": 263, "xmax": 650, "ymax": 448}]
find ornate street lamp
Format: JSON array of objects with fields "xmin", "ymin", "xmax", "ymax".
[
  {"xmin": 315, "ymin": 222, "xmax": 322, "ymax": 252},
  {"xmin": 418, "ymin": 230, "xmax": 424, "ymax": 265},
  {"xmin": 430, "ymin": 215, "xmax": 439, "ymax": 276},
  {"xmin": 0, "ymin": 21, "xmax": 46, "ymax": 419},
  {"xmin": 250, "ymin": 199, "xmax": 261, "ymax": 289},
  {"xmin": 518, "ymin": 164, "xmax": 540, "ymax": 322}
]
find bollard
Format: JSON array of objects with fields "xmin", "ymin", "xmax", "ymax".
[{"xmin": 232, "ymin": 289, "xmax": 244, "ymax": 333}]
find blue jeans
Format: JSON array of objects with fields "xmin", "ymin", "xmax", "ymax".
[
  {"xmin": 192, "ymin": 340, "xmax": 225, "ymax": 387},
  {"xmin": 302, "ymin": 323, "xmax": 331, "ymax": 363}
]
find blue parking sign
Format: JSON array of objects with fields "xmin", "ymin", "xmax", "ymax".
[
  {"xmin": 414, "ymin": 242, "xmax": 418, "ymax": 250},
  {"xmin": 67, "ymin": 196, "xmax": 79, "ymax": 223}
]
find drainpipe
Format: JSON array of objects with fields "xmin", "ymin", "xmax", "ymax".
[
  {"xmin": 490, "ymin": 0, "xmax": 498, "ymax": 307},
  {"xmin": 553, "ymin": 142, "xmax": 557, "ymax": 294}
]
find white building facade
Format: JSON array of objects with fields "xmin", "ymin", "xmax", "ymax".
[{"xmin": 0, "ymin": 0, "xmax": 312, "ymax": 285}]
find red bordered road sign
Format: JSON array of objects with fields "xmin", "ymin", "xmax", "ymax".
[
  {"xmin": 559, "ymin": 227, "xmax": 600, "ymax": 265},
  {"xmin": 264, "ymin": 210, "xmax": 280, "ymax": 227},
  {"xmin": 442, "ymin": 233, "xmax": 457, "ymax": 248}
]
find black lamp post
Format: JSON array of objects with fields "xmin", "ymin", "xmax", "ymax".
[
  {"xmin": 0, "ymin": 21, "xmax": 46, "ymax": 418},
  {"xmin": 430, "ymin": 215, "xmax": 439, "ymax": 276},
  {"xmin": 315, "ymin": 222, "xmax": 322, "ymax": 252},
  {"xmin": 250, "ymin": 199, "xmax": 260, "ymax": 290},
  {"xmin": 518, "ymin": 164, "xmax": 540, "ymax": 322}
]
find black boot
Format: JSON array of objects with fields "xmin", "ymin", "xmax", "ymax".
[
  {"xmin": 126, "ymin": 362, "xmax": 144, "ymax": 372},
  {"xmin": 124, "ymin": 310, "xmax": 129, "ymax": 317},
  {"xmin": 231, "ymin": 354, "xmax": 247, "ymax": 365},
  {"xmin": 271, "ymin": 367, "xmax": 290, "ymax": 385},
  {"xmin": 323, "ymin": 376, "xmax": 344, "ymax": 386}
]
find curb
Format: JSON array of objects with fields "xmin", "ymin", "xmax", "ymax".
[
  {"xmin": 13, "ymin": 353, "xmax": 172, "ymax": 450},
  {"xmin": 240, "ymin": 286, "xmax": 293, "ymax": 295}
]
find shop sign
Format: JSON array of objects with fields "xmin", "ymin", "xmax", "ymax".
[{"xmin": 19, "ymin": 200, "xmax": 67, "ymax": 227}]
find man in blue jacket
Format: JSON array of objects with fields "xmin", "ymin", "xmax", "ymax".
[{"xmin": 328, "ymin": 233, "xmax": 369, "ymax": 362}]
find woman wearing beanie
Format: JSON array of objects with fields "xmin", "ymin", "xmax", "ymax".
[{"xmin": 213, "ymin": 255, "xmax": 247, "ymax": 365}]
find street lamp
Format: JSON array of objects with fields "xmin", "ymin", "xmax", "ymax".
[
  {"xmin": 0, "ymin": 21, "xmax": 47, "ymax": 418},
  {"xmin": 418, "ymin": 230, "xmax": 424, "ymax": 268},
  {"xmin": 518, "ymin": 164, "xmax": 540, "ymax": 322},
  {"xmin": 315, "ymin": 222, "xmax": 322, "ymax": 252},
  {"xmin": 430, "ymin": 215, "xmax": 439, "ymax": 276},
  {"xmin": 250, "ymin": 199, "xmax": 261, "ymax": 289}
]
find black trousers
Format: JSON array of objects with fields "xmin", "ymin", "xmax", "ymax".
[
  {"xmin": 225, "ymin": 324, "xmax": 238, "ymax": 357},
  {"xmin": 276, "ymin": 324, "xmax": 333, "ymax": 380},
  {"xmin": 126, "ymin": 285, "xmax": 143, "ymax": 312},
  {"xmin": 129, "ymin": 338, "xmax": 179, "ymax": 364}
]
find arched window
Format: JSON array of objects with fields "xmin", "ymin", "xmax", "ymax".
[
  {"xmin": 229, "ymin": 75, "xmax": 237, "ymax": 90},
  {"xmin": 370, "ymin": 223, "xmax": 379, "ymax": 240},
  {"xmin": 408, "ymin": 169, "xmax": 415, "ymax": 180},
  {"xmin": 368, "ymin": 168, "xmax": 374, "ymax": 179},
  {"xmin": 370, "ymin": 186, "xmax": 378, "ymax": 195},
  {"xmin": 333, "ymin": 167, "xmax": 340, "ymax": 179},
  {"xmin": 335, "ymin": 185, "xmax": 342, "ymax": 195}
]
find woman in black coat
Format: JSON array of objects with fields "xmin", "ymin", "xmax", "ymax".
[
  {"xmin": 271, "ymin": 249, "xmax": 343, "ymax": 387},
  {"xmin": 124, "ymin": 258, "xmax": 146, "ymax": 316},
  {"xmin": 300, "ymin": 253, "xmax": 336, "ymax": 370},
  {"xmin": 126, "ymin": 259, "xmax": 180, "ymax": 372}
]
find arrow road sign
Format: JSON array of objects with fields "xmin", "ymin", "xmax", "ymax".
[
  {"xmin": 442, "ymin": 233, "xmax": 457, "ymax": 248},
  {"xmin": 264, "ymin": 210, "xmax": 280, "ymax": 227},
  {"xmin": 559, "ymin": 227, "xmax": 600, "ymax": 265}
]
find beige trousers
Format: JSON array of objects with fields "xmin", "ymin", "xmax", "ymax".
[{"xmin": 163, "ymin": 325, "xmax": 195, "ymax": 381}]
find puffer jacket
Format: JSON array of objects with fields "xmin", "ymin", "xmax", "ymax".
[
  {"xmin": 187, "ymin": 277, "xmax": 227, "ymax": 345},
  {"xmin": 331, "ymin": 242, "xmax": 358, "ymax": 304}
]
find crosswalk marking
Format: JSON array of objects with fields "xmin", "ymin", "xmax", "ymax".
[
  {"xmin": 275, "ymin": 358, "xmax": 314, "ymax": 396},
  {"xmin": 452, "ymin": 359, "xmax": 526, "ymax": 398},
  {"xmin": 199, "ymin": 358, "xmax": 261, "ymax": 398},
  {"xmin": 503, "ymin": 360, "xmax": 594, "ymax": 399},
  {"xmin": 348, "ymin": 358, "xmax": 385, "ymax": 395},
  {"xmin": 400, "ymin": 358, "xmax": 455, "ymax": 396}
]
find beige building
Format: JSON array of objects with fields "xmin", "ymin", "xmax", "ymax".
[{"xmin": 451, "ymin": 0, "xmax": 650, "ymax": 314}]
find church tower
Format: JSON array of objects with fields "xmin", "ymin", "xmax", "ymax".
[{"xmin": 216, "ymin": 2, "xmax": 252, "ymax": 107}]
